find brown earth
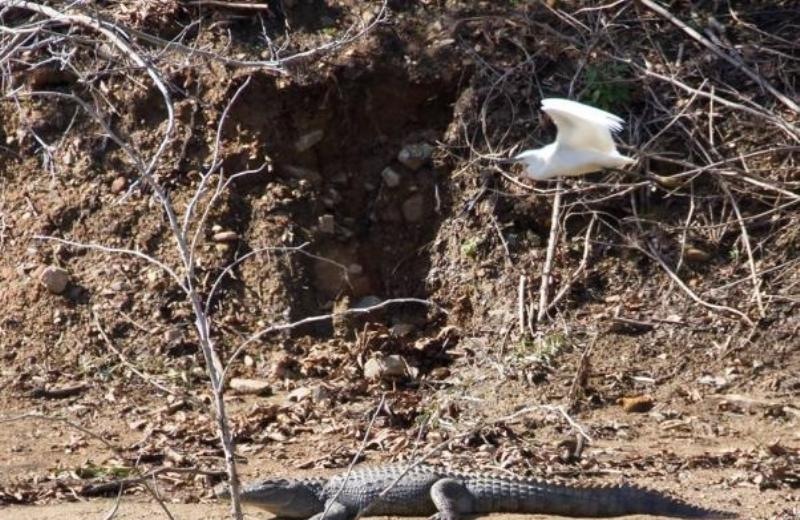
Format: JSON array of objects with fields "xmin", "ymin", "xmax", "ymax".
[{"xmin": 1, "ymin": 1, "xmax": 799, "ymax": 520}]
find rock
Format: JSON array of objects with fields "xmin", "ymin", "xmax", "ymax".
[
  {"xmin": 352, "ymin": 295, "xmax": 382, "ymax": 309},
  {"xmin": 110, "ymin": 176, "xmax": 127, "ymax": 193},
  {"xmin": 212, "ymin": 230, "xmax": 238, "ymax": 242},
  {"xmin": 164, "ymin": 328, "xmax": 183, "ymax": 344},
  {"xmin": 685, "ymin": 247, "xmax": 711, "ymax": 263},
  {"xmin": 397, "ymin": 143, "xmax": 434, "ymax": 171},
  {"xmin": 347, "ymin": 263, "xmax": 363, "ymax": 275},
  {"xmin": 402, "ymin": 194, "xmax": 425, "ymax": 223},
  {"xmin": 243, "ymin": 355, "xmax": 255, "ymax": 368},
  {"xmin": 295, "ymin": 129, "xmax": 324, "ymax": 152},
  {"xmin": 364, "ymin": 354, "xmax": 417, "ymax": 381},
  {"xmin": 40, "ymin": 266, "xmax": 69, "ymax": 294},
  {"xmin": 430, "ymin": 367, "xmax": 451, "ymax": 380},
  {"xmin": 363, "ymin": 358, "xmax": 383, "ymax": 380},
  {"xmin": 381, "ymin": 167, "xmax": 402, "ymax": 188},
  {"xmin": 270, "ymin": 353, "xmax": 297, "ymax": 379},
  {"xmin": 318, "ymin": 214, "xmax": 336, "ymax": 234},
  {"xmin": 390, "ymin": 323, "xmax": 416, "ymax": 338},
  {"xmin": 229, "ymin": 378, "xmax": 271, "ymax": 396},
  {"xmin": 67, "ymin": 286, "xmax": 83, "ymax": 301},
  {"xmin": 331, "ymin": 172, "xmax": 349, "ymax": 185},
  {"xmin": 620, "ymin": 394, "xmax": 655, "ymax": 413},
  {"xmin": 311, "ymin": 385, "xmax": 332, "ymax": 403},
  {"xmin": 287, "ymin": 386, "xmax": 312, "ymax": 402},
  {"xmin": 283, "ymin": 165, "xmax": 322, "ymax": 185}
]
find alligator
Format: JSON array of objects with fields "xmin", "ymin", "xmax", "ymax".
[{"xmin": 217, "ymin": 463, "xmax": 737, "ymax": 519}]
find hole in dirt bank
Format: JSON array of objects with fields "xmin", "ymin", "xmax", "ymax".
[{"xmin": 225, "ymin": 65, "xmax": 460, "ymax": 335}]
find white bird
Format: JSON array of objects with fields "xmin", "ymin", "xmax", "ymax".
[{"xmin": 513, "ymin": 98, "xmax": 635, "ymax": 181}]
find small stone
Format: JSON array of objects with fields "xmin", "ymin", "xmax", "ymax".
[
  {"xmin": 390, "ymin": 323, "xmax": 416, "ymax": 337},
  {"xmin": 331, "ymin": 172, "xmax": 349, "ymax": 185},
  {"xmin": 164, "ymin": 328, "xmax": 182, "ymax": 344},
  {"xmin": 381, "ymin": 167, "xmax": 402, "ymax": 188},
  {"xmin": 430, "ymin": 367, "xmax": 451, "ymax": 380},
  {"xmin": 685, "ymin": 247, "xmax": 711, "ymax": 263},
  {"xmin": 67, "ymin": 286, "xmax": 82, "ymax": 301},
  {"xmin": 110, "ymin": 176, "xmax": 127, "ymax": 193},
  {"xmin": 397, "ymin": 143, "xmax": 433, "ymax": 171},
  {"xmin": 319, "ymin": 214, "xmax": 336, "ymax": 234},
  {"xmin": 364, "ymin": 354, "xmax": 416, "ymax": 381},
  {"xmin": 311, "ymin": 385, "xmax": 332, "ymax": 404},
  {"xmin": 402, "ymin": 194, "xmax": 425, "ymax": 223},
  {"xmin": 295, "ymin": 129, "xmax": 324, "ymax": 152},
  {"xmin": 270, "ymin": 353, "xmax": 297, "ymax": 379},
  {"xmin": 363, "ymin": 357, "xmax": 383, "ymax": 380},
  {"xmin": 40, "ymin": 266, "xmax": 69, "ymax": 294},
  {"xmin": 352, "ymin": 295, "xmax": 382, "ymax": 309},
  {"xmin": 287, "ymin": 386, "xmax": 312, "ymax": 402},
  {"xmin": 244, "ymin": 355, "xmax": 255, "ymax": 368},
  {"xmin": 348, "ymin": 263, "xmax": 363, "ymax": 275},
  {"xmin": 283, "ymin": 165, "xmax": 322, "ymax": 185},
  {"xmin": 620, "ymin": 395, "xmax": 655, "ymax": 413},
  {"xmin": 327, "ymin": 188, "xmax": 342, "ymax": 204},
  {"xmin": 229, "ymin": 378, "xmax": 271, "ymax": 396},
  {"xmin": 212, "ymin": 230, "xmax": 239, "ymax": 242}
]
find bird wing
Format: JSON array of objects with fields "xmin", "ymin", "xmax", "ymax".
[{"xmin": 541, "ymin": 98, "xmax": 625, "ymax": 153}]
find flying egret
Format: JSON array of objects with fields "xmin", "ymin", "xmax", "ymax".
[{"xmin": 513, "ymin": 98, "xmax": 635, "ymax": 181}]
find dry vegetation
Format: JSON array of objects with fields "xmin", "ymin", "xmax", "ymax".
[{"xmin": 0, "ymin": 1, "xmax": 798, "ymax": 519}]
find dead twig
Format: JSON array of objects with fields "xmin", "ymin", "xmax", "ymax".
[
  {"xmin": 546, "ymin": 213, "xmax": 597, "ymax": 314},
  {"xmin": 638, "ymin": 0, "xmax": 800, "ymax": 114},
  {"xmin": 537, "ymin": 180, "xmax": 563, "ymax": 322},
  {"xmin": 718, "ymin": 179, "xmax": 765, "ymax": 318},
  {"xmin": 643, "ymin": 242, "xmax": 754, "ymax": 326}
]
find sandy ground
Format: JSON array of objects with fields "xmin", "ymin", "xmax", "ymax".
[{"xmin": 0, "ymin": 501, "xmax": 725, "ymax": 520}]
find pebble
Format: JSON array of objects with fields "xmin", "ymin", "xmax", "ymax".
[
  {"xmin": 287, "ymin": 386, "xmax": 312, "ymax": 402},
  {"xmin": 229, "ymin": 378, "xmax": 271, "ymax": 396},
  {"xmin": 40, "ymin": 266, "xmax": 69, "ymax": 294},
  {"xmin": 402, "ymin": 194, "xmax": 425, "ymax": 222},
  {"xmin": 620, "ymin": 395, "xmax": 655, "ymax": 413},
  {"xmin": 110, "ymin": 176, "xmax": 127, "ymax": 193},
  {"xmin": 294, "ymin": 129, "xmax": 324, "ymax": 152},
  {"xmin": 685, "ymin": 247, "xmax": 711, "ymax": 263},
  {"xmin": 430, "ymin": 367, "xmax": 451, "ymax": 380},
  {"xmin": 364, "ymin": 354, "xmax": 416, "ymax": 381},
  {"xmin": 397, "ymin": 143, "xmax": 433, "ymax": 171},
  {"xmin": 319, "ymin": 214, "xmax": 336, "ymax": 234},
  {"xmin": 390, "ymin": 323, "xmax": 416, "ymax": 337},
  {"xmin": 164, "ymin": 328, "xmax": 182, "ymax": 344},
  {"xmin": 283, "ymin": 165, "xmax": 322, "ymax": 185},
  {"xmin": 212, "ymin": 230, "xmax": 239, "ymax": 242},
  {"xmin": 352, "ymin": 295, "xmax": 382, "ymax": 309},
  {"xmin": 381, "ymin": 167, "xmax": 402, "ymax": 188},
  {"xmin": 311, "ymin": 385, "xmax": 332, "ymax": 404}
]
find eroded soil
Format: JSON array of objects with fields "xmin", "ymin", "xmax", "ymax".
[{"xmin": 1, "ymin": 1, "xmax": 798, "ymax": 520}]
